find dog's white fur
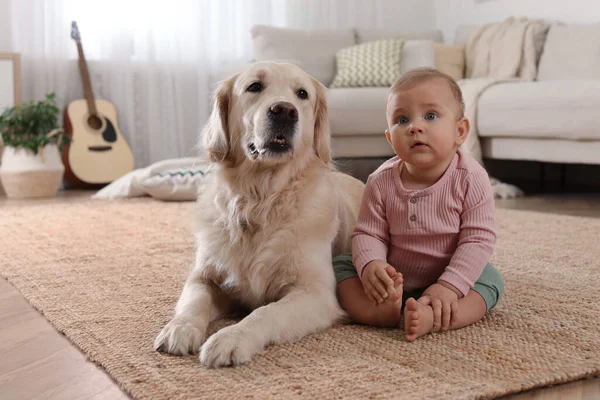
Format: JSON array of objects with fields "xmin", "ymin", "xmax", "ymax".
[{"xmin": 154, "ymin": 61, "xmax": 365, "ymax": 367}]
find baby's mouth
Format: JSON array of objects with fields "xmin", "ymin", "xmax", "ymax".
[{"xmin": 411, "ymin": 141, "xmax": 428, "ymax": 148}]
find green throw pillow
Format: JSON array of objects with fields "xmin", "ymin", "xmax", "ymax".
[{"xmin": 330, "ymin": 39, "xmax": 405, "ymax": 88}]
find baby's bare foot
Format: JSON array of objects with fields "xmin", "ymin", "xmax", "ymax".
[
  {"xmin": 374, "ymin": 283, "xmax": 403, "ymax": 327},
  {"xmin": 393, "ymin": 278, "xmax": 403, "ymax": 300},
  {"xmin": 391, "ymin": 281, "xmax": 403, "ymax": 319},
  {"xmin": 404, "ymin": 298, "xmax": 434, "ymax": 342}
]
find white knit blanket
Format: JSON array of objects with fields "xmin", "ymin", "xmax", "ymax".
[{"xmin": 457, "ymin": 17, "xmax": 549, "ymax": 198}]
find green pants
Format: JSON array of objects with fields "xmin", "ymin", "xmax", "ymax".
[{"xmin": 332, "ymin": 254, "xmax": 504, "ymax": 312}]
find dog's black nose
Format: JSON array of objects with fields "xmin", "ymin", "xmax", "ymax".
[{"xmin": 268, "ymin": 101, "xmax": 298, "ymax": 123}]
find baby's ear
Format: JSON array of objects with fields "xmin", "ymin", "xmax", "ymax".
[
  {"xmin": 385, "ymin": 129, "xmax": 392, "ymax": 145},
  {"xmin": 455, "ymin": 117, "xmax": 470, "ymax": 146}
]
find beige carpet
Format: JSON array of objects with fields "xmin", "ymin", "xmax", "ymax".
[{"xmin": 1, "ymin": 199, "xmax": 599, "ymax": 400}]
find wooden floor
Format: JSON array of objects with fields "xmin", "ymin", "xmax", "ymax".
[
  {"xmin": 0, "ymin": 280, "xmax": 129, "ymax": 400},
  {"xmin": 1, "ymin": 190, "xmax": 599, "ymax": 400}
]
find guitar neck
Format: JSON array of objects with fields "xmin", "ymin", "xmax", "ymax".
[{"xmin": 76, "ymin": 41, "xmax": 97, "ymax": 116}]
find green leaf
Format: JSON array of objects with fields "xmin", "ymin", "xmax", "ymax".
[{"xmin": 0, "ymin": 92, "xmax": 69, "ymax": 152}]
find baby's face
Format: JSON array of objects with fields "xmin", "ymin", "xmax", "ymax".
[{"xmin": 385, "ymin": 77, "xmax": 468, "ymax": 169}]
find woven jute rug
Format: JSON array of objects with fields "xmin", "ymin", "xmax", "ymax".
[{"xmin": 1, "ymin": 199, "xmax": 599, "ymax": 399}]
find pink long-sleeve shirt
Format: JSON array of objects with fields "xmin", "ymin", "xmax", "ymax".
[{"xmin": 351, "ymin": 151, "xmax": 496, "ymax": 296}]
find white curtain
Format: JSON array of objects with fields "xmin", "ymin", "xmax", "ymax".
[{"xmin": 6, "ymin": 0, "xmax": 432, "ymax": 167}]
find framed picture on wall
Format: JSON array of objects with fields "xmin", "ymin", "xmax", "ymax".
[
  {"xmin": 0, "ymin": 53, "xmax": 21, "ymax": 112},
  {"xmin": 0, "ymin": 53, "xmax": 21, "ymax": 194}
]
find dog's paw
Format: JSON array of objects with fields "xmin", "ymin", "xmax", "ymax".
[
  {"xmin": 154, "ymin": 316, "xmax": 206, "ymax": 355},
  {"xmin": 200, "ymin": 325, "xmax": 263, "ymax": 368},
  {"xmin": 491, "ymin": 178, "xmax": 524, "ymax": 199}
]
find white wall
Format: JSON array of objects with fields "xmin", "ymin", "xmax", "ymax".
[
  {"xmin": 435, "ymin": 0, "xmax": 600, "ymax": 43},
  {"xmin": 0, "ymin": 0, "xmax": 12, "ymax": 51},
  {"xmin": 379, "ymin": 0, "xmax": 436, "ymax": 32},
  {"xmin": 283, "ymin": 0, "xmax": 437, "ymax": 32}
]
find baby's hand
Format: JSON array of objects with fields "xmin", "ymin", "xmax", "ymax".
[
  {"xmin": 421, "ymin": 282, "xmax": 460, "ymax": 331},
  {"xmin": 362, "ymin": 260, "xmax": 402, "ymax": 304}
]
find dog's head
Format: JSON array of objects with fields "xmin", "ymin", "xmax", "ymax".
[{"xmin": 200, "ymin": 61, "xmax": 331, "ymax": 167}]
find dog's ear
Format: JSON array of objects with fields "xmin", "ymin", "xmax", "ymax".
[
  {"xmin": 311, "ymin": 77, "xmax": 332, "ymax": 164},
  {"xmin": 201, "ymin": 74, "xmax": 238, "ymax": 163}
]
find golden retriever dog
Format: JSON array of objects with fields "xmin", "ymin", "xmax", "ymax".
[{"xmin": 154, "ymin": 61, "xmax": 365, "ymax": 367}]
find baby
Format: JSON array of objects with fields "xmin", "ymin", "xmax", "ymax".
[{"xmin": 333, "ymin": 68, "xmax": 504, "ymax": 341}]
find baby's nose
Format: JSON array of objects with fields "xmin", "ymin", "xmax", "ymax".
[{"xmin": 409, "ymin": 124, "xmax": 424, "ymax": 134}]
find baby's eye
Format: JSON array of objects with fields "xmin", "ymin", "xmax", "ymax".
[
  {"xmin": 425, "ymin": 112, "xmax": 437, "ymax": 120},
  {"xmin": 398, "ymin": 116, "xmax": 409, "ymax": 125}
]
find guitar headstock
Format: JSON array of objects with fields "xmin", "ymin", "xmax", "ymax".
[{"xmin": 71, "ymin": 21, "xmax": 81, "ymax": 42}]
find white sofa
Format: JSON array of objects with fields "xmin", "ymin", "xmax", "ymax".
[
  {"xmin": 455, "ymin": 23, "xmax": 600, "ymax": 167},
  {"xmin": 244, "ymin": 23, "xmax": 600, "ymax": 169},
  {"xmin": 249, "ymin": 25, "xmax": 454, "ymax": 159}
]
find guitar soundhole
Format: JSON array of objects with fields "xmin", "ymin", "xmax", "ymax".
[{"xmin": 87, "ymin": 115, "xmax": 102, "ymax": 130}]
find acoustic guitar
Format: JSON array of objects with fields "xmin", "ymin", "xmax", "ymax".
[{"xmin": 62, "ymin": 21, "xmax": 134, "ymax": 187}]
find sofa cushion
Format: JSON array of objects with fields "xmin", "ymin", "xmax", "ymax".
[
  {"xmin": 434, "ymin": 43, "xmax": 465, "ymax": 81},
  {"xmin": 330, "ymin": 39, "xmax": 405, "ymax": 88},
  {"xmin": 356, "ymin": 28, "xmax": 443, "ymax": 44},
  {"xmin": 399, "ymin": 40, "xmax": 435, "ymax": 73},
  {"xmin": 537, "ymin": 23, "xmax": 600, "ymax": 80},
  {"xmin": 250, "ymin": 25, "xmax": 355, "ymax": 86},
  {"xmin": 327, "ymin": 87, "xmax": 389, "ymax": 136},
  {"xmin": 478, "ymin": 80, "xmax": 600, "ymax": 140}
]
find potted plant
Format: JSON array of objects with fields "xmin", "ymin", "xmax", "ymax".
[{"xmin": 0, "ymin": 93, "xmax": 70, "ymax": 198}]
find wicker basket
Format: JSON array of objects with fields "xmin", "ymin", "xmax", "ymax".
[
  {"xmin": 0, "ymin": 169, "xmax": 63, "ymax": 199},
  {"xmin": 0, "ymin": 141, "xmax": 65, "ymax": 199}
]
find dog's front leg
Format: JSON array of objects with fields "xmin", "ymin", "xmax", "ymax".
[
  {"xmin": 200, "ymin": 284, "xmax": 343, "ymax": 368},
  {"xmin": 154, "ymin": 268, "xmax": 229, "ymax": 356}
]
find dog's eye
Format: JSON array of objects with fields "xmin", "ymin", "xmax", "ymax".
[
  {"xmin": 296, "ymin": 89, "xmax": 308, "ymax": 100},
  {"xmin": 246, "ymin": 82, "xmax": 262, "ymax": 93}
]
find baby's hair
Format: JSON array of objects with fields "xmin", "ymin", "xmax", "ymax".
[{"xmin": 388, "ymin": 67, "xmax": 465, "ymax": 118}]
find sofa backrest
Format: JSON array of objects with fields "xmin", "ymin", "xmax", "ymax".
[
  {"xmin": 251, "ymin": 25, "xmax": 355, "ymax": 86},
  {"xmin": 355, "ymin": 29, "xmax": 443, "ymax": 44},
  {"xmin": 536, "ymin": 22, "xmax": 600, "ymax": 80},
  {"xmin": 455, "ymin": 21, "xmax": 600, "ymax": 81},
  {"xmin": 250, "ymin": 25, "xmax": 444, "ymax": 86},
  {"xmin": 454, "ymin": 25, "xmax": 479, "ymax": 46}
]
